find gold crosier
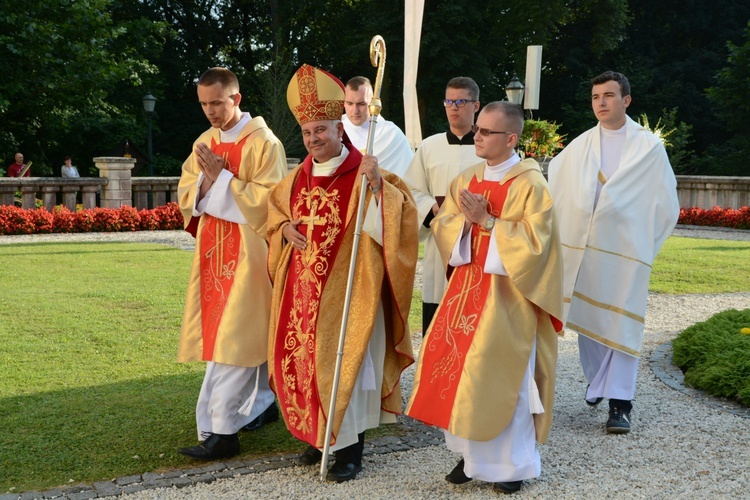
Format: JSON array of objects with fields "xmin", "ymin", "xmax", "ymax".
[{"xmin": 319, "ymin": 35, "xmax": 386, "ymax": 480}]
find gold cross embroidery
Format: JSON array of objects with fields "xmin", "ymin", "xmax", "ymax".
[{"xmin": 299, "ymin": 196, "xmax": 326, "ymax": 240}]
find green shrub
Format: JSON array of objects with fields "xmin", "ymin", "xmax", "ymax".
[{"xmin": 672, "ymin": 309, "xmax": 750, "ymax": 405}]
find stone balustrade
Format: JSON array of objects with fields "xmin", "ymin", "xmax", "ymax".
[
  {"xmin": 2, "ymin": 159, "xmax": 748, "ymax": 211},
  {"xmin": 0, "ymin": 178, "xmax": 105, "ymax": 210},
  {"xmin": 675, "ymin": 175, "xmax": 750, "ymax": 210},
  {"xmin": 132, "ymin": 177, "xmax": 180, "ymax": 209}
]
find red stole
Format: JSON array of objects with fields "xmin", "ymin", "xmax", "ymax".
[
  {"xmin": 408, "ymin": 175, "xmax": 516, "ymax": 429},
  {"xmin": 274, "ymin": 145, "xmax": 362, "ymax": 444},
  {"xmin": 198, "ymin": 136, "xmax": 247, "ymax": 360}
]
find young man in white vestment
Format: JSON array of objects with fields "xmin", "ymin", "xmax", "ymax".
[
  {"xmin": 176, "ymin": 67, "xmax": 287, "ymax": 459},
  {"xmin": 407, "ymin": 102, "xmax": 564, "ymax": 495},
  {"xmin": 548, "ymin": 71, "xmax": 679, "ymax": 434},
  {"xmin": 401, "ymin": 77, "xmax": 482, "ymax": 335},
  {"xmin": 341, "ymin": 76, "xmax": 413, "ymax": 177}
]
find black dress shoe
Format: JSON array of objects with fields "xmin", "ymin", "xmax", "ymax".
[
  {"xmin": 325, "ymin": 461, "xmax": 362, "ymax": 482},
  {"xmin": 445, "ymin": 458, "xmax": 472, "ymax": 484},
  {"xmin": 297, "ymin": 445, "xmax": 323, "ymax": 466},
  {"xmin": 494, "ymin": 480, "xmax": 523, "ymax": 494},
  {"xmin": 241, "ymin": 401, "xmax": 280, "ymax": 431},
  {"xmin": 178, "ymin": 433, "xmax": 239, "ymax": 460}
]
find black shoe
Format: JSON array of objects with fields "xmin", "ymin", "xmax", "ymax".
[
  {"xmin": 325, "ymin": 461, "xmax": 362, "ymax": 482},
  {"xmin": 445, "ymin": 459, "xmax": 472, "ymax": 484},
  {"xmin": 493, "ymin": 480, "xmax": 523, "ymax": 494},
  {"xmin": 241, "ymin": 401, "xmax": 280, "ymax": 431},
  {"xmin": 585, "ymin": 385, "xmax": 603, "ymax": 407},
  {"xmin": 178, "ymin": 433, "xmax": 239, "ymax": 460},
  {"xmin": 297, "ymin": 445, "xmax": 323, "ymax": 466},
  {"xmin": 606, "ymin": 404, "xmax": 632, "ymax": 434}
]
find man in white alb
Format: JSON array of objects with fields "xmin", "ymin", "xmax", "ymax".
[
  {"xmin": 401, "ymin": 76, "xmax": 482, "ymax": 335},
  {"xmin": 341, "ymin": 76, "xmax": 413, "ymax": 177},
  {"xmin": 548, "ymin": 71, "xmax": 679, "ymax": 434}
]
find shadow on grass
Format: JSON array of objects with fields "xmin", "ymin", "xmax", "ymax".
[{"xmin": 0, "ymin": 372, "xmax": 303, "ymax": 494}]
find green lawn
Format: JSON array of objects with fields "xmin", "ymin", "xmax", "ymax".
[
  {"xmin": 0, "ymin": 235, "xmax": 748, "ymax": 493},
  {"xmin": 651, "ymin": 236, "xmax": 750, "ymax": 293},
  {"xmin": 0, "ymin": 242, "xmax": 308, "ymax": 493}
]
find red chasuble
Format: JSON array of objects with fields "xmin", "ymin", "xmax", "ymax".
[
  {"xmin": 273, "ymin": 147, "xmax": 362, "ymax": 444},
  {"xmin": 408, "ymin": 175, "xmax": 517, "ymax": 429},
  {"xmin": 198, "ymin": 136, "xmax": 247, "ymax": 360}
]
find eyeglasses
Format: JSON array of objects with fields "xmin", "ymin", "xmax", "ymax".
[
  {"xmin": 443, "ymin": 99, "xmax": 477, "ymax": 108},
  {"xmin": 471, "ymin": 125, "xmax": 514, "ymax": 137}
]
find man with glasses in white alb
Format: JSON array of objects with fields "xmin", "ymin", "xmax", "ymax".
[{"xmin": 402, "ymin": 77, "xmax": 482, "ymax": 335}]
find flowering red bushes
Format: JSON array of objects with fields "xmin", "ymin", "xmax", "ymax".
[
  {"xmin": 0, "ymin": 203, "xmax": 185, "ymax": 235},
  {"xmin": 679, "ymin": 206, "xmax": 750, "ymax": 230},
  {"xmin": 3, "ymin": 203, "xmax": 745, "ymax": 235}
]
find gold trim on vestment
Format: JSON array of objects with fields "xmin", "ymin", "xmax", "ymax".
[
  {"xmin": 563, "ymin": 241, "xmax": 650, "ymax": 268},
  {"xmin": 598, "ymin": 170, "xmax": 608, "ymax": 185},
  {"xmin": 562, "ymin": 242, "xmax": 585, "ymax": 251},
  {"xmin": 571, "ymin": 291, "xmax": 644, "ymax": 323},
  {"xmin": 567, "ymin": 322, "xmax": 641, "ymax": 357},
  {"xmin": 585, "ymin": 245, "xmax": 651, "ymax": 268},
  {"xmin": 563, "ymin": 296, "xmax": 571, "ymax": 303}
]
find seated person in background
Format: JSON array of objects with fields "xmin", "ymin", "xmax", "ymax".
[{"xmin": 61, "ymin": 156, "xmax": 80, "ymax": 178}]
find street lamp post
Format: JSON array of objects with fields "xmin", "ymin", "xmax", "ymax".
[
  {"xmin": 142, "ymin": 93, "xmax": 156, "ymax": 208},
  {"xmin": 504, "ymin": 74, "xmax": 525, "ymax": 106}
]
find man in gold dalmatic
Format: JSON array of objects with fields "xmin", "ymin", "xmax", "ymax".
[
  {"xmin": 176, "ymin": 67, "xmax": 287, "ymax": 460},
  {"xmin": 267, "ymin": 64, "xmax": 417, "ymax": 482},
  {"xmin": 407, "ymin": 102, "xmax": 563, "ymax": 494}
]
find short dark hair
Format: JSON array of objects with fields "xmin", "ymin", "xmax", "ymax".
[
  {"xmin": 591, "ymin": 71, "xmax": 630, "ymax": 97},
  {"xmin": 198, "ymin": 67, "xmax": 240, "ymax": 94},
  {"xmin": 446, "ymin": 77, "xmax": 480, "ymax": 101},
  {"xmin": 346, "ymin": 76, "xmax": 371, "ymax": 91},
  {"xmin": 64, "ymin": 156, "xmax": 71, "ymax": 161},
  {"xmin": 481, "ymin": 101, "xmax": 524, "ymax": 136}
]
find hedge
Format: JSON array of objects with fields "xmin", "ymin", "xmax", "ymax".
[{"xmin": 0, "ymin": 203, "xmax": 184, "ymax": 235}]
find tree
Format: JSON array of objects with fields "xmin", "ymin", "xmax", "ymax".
[
  {"xmin": 706, "ymin": 21, "xmax": 750, "ymax": 175},
  {"xmin": 0, "ymin": 0, "xmax": 163, "ymax": 175},
  {"xmin": 542, "ymin": 0, "xmax": 750, "ymax": 164}
]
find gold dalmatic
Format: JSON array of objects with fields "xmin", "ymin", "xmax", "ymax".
[
  {"xmin": 273, "ymin": 158, "xmax": 359, "ymax": 444},
  {"xmin": 199, "ymin": 138, "xmax": 247, "ymax": 360},
  {"xmin": 407, "ymin": 175, "xmax": 516, "ymax": 429}
]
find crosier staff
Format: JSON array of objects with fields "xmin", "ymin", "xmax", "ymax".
[{"xmin": 319, "ymin": 34, "xmax": 386, "ymax": 481}]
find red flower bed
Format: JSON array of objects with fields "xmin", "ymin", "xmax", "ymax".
[
  {"xmin": 3, "ymin": 204, "xmax": 745, "ymax": 235},
  {"xmin": 679, "ymin": 206, "xmax": 750, "ymax": 230},
  {"xmin": 0, "ymin": 203, "xmax": 185, "ymax": 235}
]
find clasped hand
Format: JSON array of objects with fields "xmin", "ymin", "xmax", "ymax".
[
  {"xmin": 195, "ymin": 142, "xmax": 225, "ymax": 183},
  {"xmin": 459, "ymin": 189, "xmax": 491, "ymax": 225}
]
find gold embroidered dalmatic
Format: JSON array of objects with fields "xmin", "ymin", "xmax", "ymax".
[
  {"xmin": 267, "ymin": 144, "xmax": 418, "ymax": 447},
  {"xmin": 177, "ymin": 116, "xmax": 287, "ymax": 367},
  {"xmin": 407, "ymin": 160, "xmax": 563, "ymax": 443}
]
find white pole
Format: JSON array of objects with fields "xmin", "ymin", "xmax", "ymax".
[
  {"xmin": 403, "ymin": 0, "xmax": 424, "ymax": 149},
  {"xmin": 524, "ymin": 45, "xmax": 543, "ymax": 111}
]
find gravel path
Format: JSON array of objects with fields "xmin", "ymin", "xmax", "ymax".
[{"xmin": 3, "ymin": 226, "xmax": 749, "ymax": 499}]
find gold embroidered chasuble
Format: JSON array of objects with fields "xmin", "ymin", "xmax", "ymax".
[
  {"xmin": 267, "ymin": 143, "xmax": 418, "ymax": 448},
  {"xmin": 177, "ymin": 116, "xmax": 287, "ymax": 367},
  {"xmin": 406, "ymin": 159, "xmax": 564, "ymax": 443}
]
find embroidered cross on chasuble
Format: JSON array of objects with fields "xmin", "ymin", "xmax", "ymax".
[
  {"xmin": 198, "ymin": 136, "xmax": 248, "ymax": 360},
  {"xmin": 273, "ymin": 151, "xmax": 361, "ymax": 444},
  {"xmin": 407, "ymin": 175, "xmax": 517, "ymax": 430}
]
